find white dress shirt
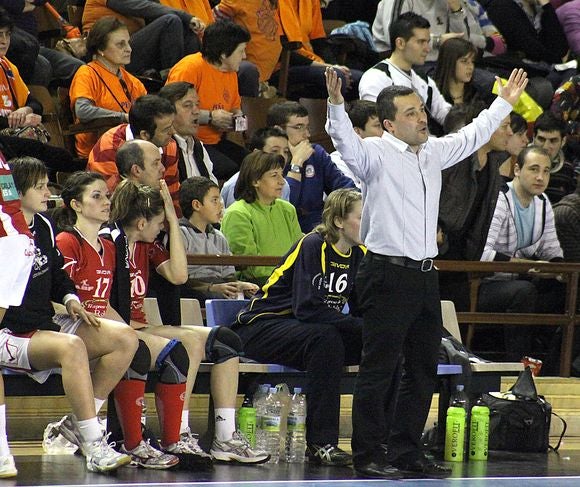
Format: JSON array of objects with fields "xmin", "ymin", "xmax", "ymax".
[{"xmin": 326, "ymin": 97, "xmax": 512, "ymax": 260}]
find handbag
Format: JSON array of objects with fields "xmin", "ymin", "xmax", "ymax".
[
  {"xmin": 480, "ymin": 367, "xmax": 566, "ymax": 452},
  {"xmin": 55, "ymin": 36, "xmax": 87, "ymax": 60},
  {"xmin": 0, "ymin": 125, "xmax": 51, "ymax": 144}
]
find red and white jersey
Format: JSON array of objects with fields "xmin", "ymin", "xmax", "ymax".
[
  {"xmin": 56, "ymin": 231, "xmax": 116, "ymax": 317},
  {"xmin": 128, "ymin": 240, "xmax": 169, "ymax": 324},
  {"xmin": 0, "ymin": 151, "xmax": 30, "ymax": 238}
]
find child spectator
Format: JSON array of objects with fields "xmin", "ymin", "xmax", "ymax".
[{"xmin": 179, "ymin": 176, "xmax": 259, "ymax": 301}]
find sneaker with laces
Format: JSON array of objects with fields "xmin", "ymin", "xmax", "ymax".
[
  {"xmin": 210, "ymin": 431, "xmax": 270, "ymax": 464},
  {"xmin": 0, "ymin": 455, "xmax": 17, "ymax": 478},
  {"xmin": 120, "ymin": 440, "xmax": 179, "ymax": 470},
  {"xmin": 307, "ymin": 443, "xmax": 352, "ymax": 466},
  {"xmin": 164, "ymin": 429, "xmax": 213, "ymax": 470},
  {"xmin": 84, "ymin": 433, "xmax": 131, "ymax": 473}
]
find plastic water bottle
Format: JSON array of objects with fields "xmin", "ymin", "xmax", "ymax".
[
  {"xmin": 42, "ymin": 421, "xmax": 78, "ymax": 455},
  {"xmin": 469, "ymin": 399, "xmax": 490, "ymax": 461},
  {"xmin": 262, "ymin": 387, "xmax": 282, "ymax": 463},
  {"xmin": 285, "ymin": 387, "xmax": 307, "ymax": 463},
  {"xmin": 444, "ymin": 385, "xmax": 468, "ymax": 462},
  {"xmin": 254, "ymin": 384, "xmax": 271, "ymax": 453},
  {"xmin": 237, "ymin": 394, "xmax": 257, "ymax": 447},
  {"xmin": 276, "ymin": 383, "xmax": 291, "ymax": 457}
]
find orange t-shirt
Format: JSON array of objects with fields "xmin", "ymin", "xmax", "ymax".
[
  {"xmin": 160, "ymin": 0, "xmax": 214, "ymax": 25},
  {"xmin": 215, "ymin": 0, "xmax": 282, "ymax": 82},
  {"xmin": 0, "ymin": 58, "xmax": 29, "ymax": 116},
  {"xmin": 82, "ymin": 0, "xmax": 144, "ymax": 34},
  {"xmin": 166, "ymin": 52, "xmax": 240, "ymax": 145},
  {"xmin": 279, "ymin": 0, "xmax": 326, "ymax": 64},
  {"xmin": 69, "ymin": 62, "xmax": 147, "ymax": 158}
]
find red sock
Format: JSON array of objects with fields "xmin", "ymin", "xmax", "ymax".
[
  {"xmin": 155, "ymin": 382, "xmax": 186, "ymax": 447},
  {"xmin": 114, "ymin": 379, "xmax": 146, "ymax": 450}
]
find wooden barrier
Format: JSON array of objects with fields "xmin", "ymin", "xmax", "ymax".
[{"xmin": 187, "ymin": 255, "xmax": 580, "ymax": 377}]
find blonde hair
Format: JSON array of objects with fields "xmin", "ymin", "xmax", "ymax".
[{"xmin": 314, "ymin": 189, "xmax": 361, "ymax": 244}]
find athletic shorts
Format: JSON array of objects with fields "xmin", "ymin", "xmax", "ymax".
[
  {"xmin": 0, "ymin": 315, "xmax": 83, "ymax": 384},
  {"xmin": 0, "ymin": 234, "xmax": 34, "ymax": 308}
]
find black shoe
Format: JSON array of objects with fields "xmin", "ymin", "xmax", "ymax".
[
  {"xmin": 392, "ymin": 457, "xmax": 451, "ymax": 478},
  {"xmin": 307, "ymin": 444, "xmax": 352, "ymax": 466},
  {"xmin": 354, "ymin": 461, "xmax": 403, "ymax": 479}
]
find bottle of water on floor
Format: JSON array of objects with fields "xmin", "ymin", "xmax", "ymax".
[
  {"xmin": 255, "ymin": 384, "xmax": 271, "ymax": 453},
  {"xmin": 42, "ymin": 420, "xmax": 78, "ymax": 455},
  {"xmin": 262, "ymin": 387, "xmax": 282, "ymax": 463},
  {"xmin": 285, "ymin": 387, "xmax": 307, "ymax": 463}
]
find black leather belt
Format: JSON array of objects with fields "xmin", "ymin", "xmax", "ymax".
[{"xmin": 370, "ymin": 253, "xmax": 435, "ymax": 272}]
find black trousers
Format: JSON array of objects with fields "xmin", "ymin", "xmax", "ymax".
[
  {"xmin": 233, "ymin": 318, "xmax": 362, "ymax": 445},
  {"xmin": 351, "ymin": 252, "xmax": 442, "ymax": 467}
]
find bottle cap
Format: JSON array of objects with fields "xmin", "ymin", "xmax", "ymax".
[
  {"xmin": 294, "ymin": 387, "xmax": 302, "ymax": 394},
  {"xmin": 456, "ymin": 385, "xmax": 465, "ymax": 391}
]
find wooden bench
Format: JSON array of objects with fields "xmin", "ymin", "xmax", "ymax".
[{"xmin": 187, "ymin": 255, "xmax": 580, "ymax": 376}]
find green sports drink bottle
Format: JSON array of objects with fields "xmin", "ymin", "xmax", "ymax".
[
  {"xmin": 237, "ymin": 395, "xmax": 257, "ymax": 447},
  {"xmin": 445, "ymin": 405, "xmax": 466, "ymax": 462},
  {"xmin": 469, "ymin": 402, "xmax": 490, "ymax": 461}
]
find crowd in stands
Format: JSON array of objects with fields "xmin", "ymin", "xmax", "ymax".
[{"xmin": 0, "ymin": 0, "xmax": 578, "ymax": 480}]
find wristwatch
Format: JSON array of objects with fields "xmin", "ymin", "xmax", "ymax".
[{"xmin": 289, "ymin": 164, "xmax": 302, "ymax": 174}]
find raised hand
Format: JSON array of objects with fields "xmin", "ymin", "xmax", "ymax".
[
  {"xmin": 496, "ymin": 69, "xmax": 528, "ymax": 107},
  {"xmin": 325, "ymin": 67, "xmax": 344, "ymax": 106}
]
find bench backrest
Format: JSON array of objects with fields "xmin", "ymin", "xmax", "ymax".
[{"xmin": 205, "ymin": 299, "xmax": 250, "ymax": 328}]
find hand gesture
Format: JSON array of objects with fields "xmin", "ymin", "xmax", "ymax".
[
  {"xmin": 289, "ymin": 140, "xmax": 314, "ymax": 165},
  {"xmin": 8, "ymin": 108, "xmax": 32, "ymax": 128},
  {"xmin": 212, "ymin": 282, "xmax": 240, "ymax": 299},
  {"xmin": 210, "ymin": 109, "xmax": 234, "ymax": 131},
  {"xmin": 325, "ymin": 67, "xmax": 344, "ymax": 106},
  {"xmin": 496, "ymin": 69, "xmax": 528, "ymax": 107},
  {"xmin": 236, "ymin": 281, "xmax": 259, "ymax": 297},
  {"xmin": 66, "ymin": 300, "xmax": 101, "ymax": 328},
  {"xmin": 189, "ymin": 17, "xmax": 205, "ymax": 34},
  {"xmin": 159, "ymin": 179, "xmax": 178, "ymax": 223}
]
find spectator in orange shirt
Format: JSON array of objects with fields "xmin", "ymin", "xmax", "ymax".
[
  {"xmin": 166, "ymin": 21, "xmax": 251, "ymax": 180},
  {"xmin": 276, "ymin": 0, "xmax": 362, "ymax": 100},
  {"xmin": 159, "ymin": 0, "xmax": 260, "ymax": 97},
  {"xmin": 82, "ymin": 0, "xmax": 204, "ymax": 76},
  {"xmin": 213, "ymin": 0, "xmax": 282, "ymax": 91},
  {"xmin": 69, "ymin": 17, "xmax": 148, "ymax": 159},
  {"xmin": 0, "ymin": 9, "xmax": 42, "ymax": 130},
  {"xmin": 87, "ymin": 95, "xmax": 181, "ymax": 213}
]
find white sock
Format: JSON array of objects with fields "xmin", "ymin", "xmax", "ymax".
[
  {"xmin": 77, "ymin": 417, "xmax": 102, "ymax": 445},
  {"xmin": 180, "ymin": 409, "xmax": 190, "ymax": 435},
  {"xmin": 214, "ymin": 408, "xmax": 236, "ymax": 441},
  {"xmin": 94, "ymin": 398, "xmax": 105, "ymax": 414},
  {"xmin": 0, "ymin": 405, "xmax": 10, "ymax": 457}
]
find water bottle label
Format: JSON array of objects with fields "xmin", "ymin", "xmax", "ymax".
[
  {"xmin": 261, "ymin": 414, "xmax": 281, "ymax": 431},
  {"xmin": 287, "ymin": 415, "xmax": 306, "ymax": 432}
]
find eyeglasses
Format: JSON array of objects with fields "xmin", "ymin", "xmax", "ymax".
[{"xmin": 285, "ymin": 124, "xmax": 311, "ymax": 133}]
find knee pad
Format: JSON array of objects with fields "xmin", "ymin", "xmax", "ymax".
[
  {"xmin": 205, "ymin": 326, "xmax": 242, "ymax": 364},
  {"xmin": 156, "ymin": 339, "xmax": 189, "ymax": 384},
  {"xmin": 124, "ymin": 339, "xmax": 151, "ymax": 381}
]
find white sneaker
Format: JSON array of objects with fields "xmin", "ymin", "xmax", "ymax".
[
  {"xmin": 0, "ymin": 455, "xmax": 17, "ymax": 478},
  {"xmin": 84, "ymin": 433, "xmax": 131, "ymax": 473},
  {"xmin": 120, "ymin": 440, "xmax": 179, "ymax": 470},
  {"xmin": 165, "ymin": 428, "xmax": 213, "ymax": 469},
  {"xmin": 210, "ymin": 431, "xmax": 270, "ymax": 464}
]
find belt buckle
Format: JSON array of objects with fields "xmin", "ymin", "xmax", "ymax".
[{"xmin": 420, "ymin": 259, "xmax": 434, "ymax": 272}]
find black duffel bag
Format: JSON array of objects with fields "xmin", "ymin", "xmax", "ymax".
[{"xmin": 480, "ymin": 368, "xmax": 566, "ymax": 453}]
